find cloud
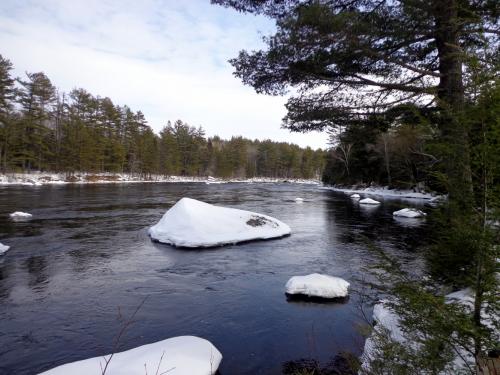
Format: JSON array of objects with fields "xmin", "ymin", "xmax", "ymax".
[{"xmin": 0, "ymin": 0, "xmax": 327, "ymax": 149}]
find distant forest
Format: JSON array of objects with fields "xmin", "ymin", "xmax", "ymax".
[{"xmin": 0, "ymin": 55, "xmax": 326, "ymax": 179}]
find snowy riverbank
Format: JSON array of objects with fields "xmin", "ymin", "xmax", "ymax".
[
  {"xmin": 323, "ymin": 185, "xmax": 445, "ymax": 201},
  {"xmin": 0, "ymin": 172, "xmax": 321, "ymax": 186}
]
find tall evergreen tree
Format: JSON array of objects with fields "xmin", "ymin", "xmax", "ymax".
[{"xmin": 212, "ymin": 0, "xmax": 499, "ymax": 208}]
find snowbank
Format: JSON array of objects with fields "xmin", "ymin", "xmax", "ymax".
[
  {"xmin": 10, "ymin": 211, "xmax": 32, "ymax": 219},
  {"xmin": 285, "ymin": 273, "xmax": 350, "ymax": 299},
  {"xmin": 326, "ymin": 185, "xmax": 444, "ymax": 201},
  {"xmin": 149, "ymin": 198, "xmax": 291, "ymax": 247},
  {"xmin": 392, "ymin": 208, "xmax": 426, "ymax": 218},
  {"xmin": 360, "ymin": 289, "xmax": 499, "ymax": 373},
  {"xmin": 0, "ymin": 243, "xmax": 10, "ymax": 255},
  {"xmin": 359, "ymin": 198, "xmax": 381, "ymax": 205},
  {"xmin": 0, "ymin": 172, "xmax": 321, "ymax": 186},
  {"xmin": 39, "ymin": 336, "xmax": 222, "ymax": 375}
]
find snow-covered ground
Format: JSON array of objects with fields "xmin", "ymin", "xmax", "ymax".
[
  {"xmin": 285, "ymin": 273, "xmax": 350, "ymax": 299},
  {"xmin": 39, "ymin": 336, "xmax": 222, "ymax": 375},
  {"xmin": 324, "ymin": 185, "xmax": 445, "ymax": 201},
  {"xmin": 149, "ymin": 197, "xmax": 291, "ymax": 248},
  {"xmin": 0, "ymin": 172, "xmax": 320, "ymax": 186},
  {"xmin": 0, "ymin": 242, "xmax": 10, "ymax": 255},
  {"xmin": 360, "ymin": 289, "xmax": 499, "ymax": 373}
]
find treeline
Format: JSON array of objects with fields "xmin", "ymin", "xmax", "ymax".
[
  {"xmin": 0, "ymin": 54, "xmax": 326, "ymax": 179},
  {"xmin": 322, "ymin": 107, "xmax": 438, "ymax": 189},
  {"xmin": 322, "ymin": 96, "xmax": 500, "ymax": 194}
]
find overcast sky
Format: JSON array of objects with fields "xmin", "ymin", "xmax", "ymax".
[{"xmin": 0, "ymin": 0, "xmax": 327, "ymax": 149}]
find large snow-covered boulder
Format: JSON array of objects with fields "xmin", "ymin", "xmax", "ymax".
[
  {"xmin": 0, "ymin": 242, "xmax": 10, "ymax": 255},
  {"xmin": 149, "ymin": 197, "xmax": 291, "ymax": 247},
  {"xmin": 39, "ymin": 336, "xmax": 222, "ymax": 375},
  {"xmin": 350, "ymin": 193, "xmax": 361, "ymax": 199},
  {"xmin": 285, "ymin": 273, "xmax": 350, "ymax": 299},
  {"xmin": 359, "ymin": 198, "xmax": 381, "ymax": 205},
  {"xmin": 10, "ymin": 211, "xmax": 32, "ymax": 219},
  {"xmin": 393, "ymin": 208, "xmax": 426, "ymax": 218},
  {"xmin": 294, "ymin": 197, "xmax": 304, "ymax": 203}
]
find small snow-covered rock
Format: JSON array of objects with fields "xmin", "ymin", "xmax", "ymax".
[
  {"xmin": 393, "ymin": 208, "xmax": 426, "ymax": 218},
  {"xmin": 39, "ymin": 336, "xmax": 222, "ymax": 375},
  {"xmin": 149, "ymin": 197, "xmax": 291, "ymax": 247},
  {"xmin": 285, "ymin": 273, "xmax": 349, "ymax": 299},
  {"xmin": 359, "ymin": 198, "xmax": 381, "ymax": 205},
  {"xmin": 0, "ymin": 242, "xmax": 10, "ymax": 255},
  {"xmin": 350, "ymin": 193, "xmax": 361, "ymax": 199},
  {"xmin": 9, "ymin": 211, "xmax": 32, "ymax": 219},
  {"xmin": 294, "ymin": 197, "xmax": 304, "ymax": 203}
]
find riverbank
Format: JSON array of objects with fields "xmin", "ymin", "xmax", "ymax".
[
  {"xmin": 0, "ymin": 172, "xmax": 321, "ymax": 186},
  {"xmin": 322, "ymin": 185, "xmax": 445, "ymax": 201}
]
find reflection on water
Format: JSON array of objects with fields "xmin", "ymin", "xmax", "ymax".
[{"xmin": 0, "ymin": 183, "xmax": 428, "ymax": 374}]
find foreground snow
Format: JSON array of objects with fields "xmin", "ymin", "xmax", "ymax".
[
  {"xmin": 325, "ymin": 185, "xmax": 445, "ymax": 201},
  {"xmin": 39, "ymin": 336, "xmax": 222, "ymax": 375},
  {"xmin": 10, "ymin": 211, "xmax": 32, "ymax": 219},
  {"xmin": 149, "ymin": 198, "xmax": 291, "ymax": 247},
  {"xmin": 360, "ymin": 289, "xmax": 499, "ymax": 373},
  {"xmin": 359, "ymin": 198, "xmax": 381, "ymax": 205},
  {"xmin": 285, "ymin": 273, "xmax": 350, "ymax": 298},
  {"xmin": 392, "ymin": 208, "xmax": 426, "ymax": 218},
  {"xmin": 0, "ymin": 172, "xmax": 320, "ymax": 186},
  {"xmin": 0, "ymin": 242, "xmax": 10, "ymax": 255}
]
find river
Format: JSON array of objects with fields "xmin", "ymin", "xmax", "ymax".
[{"xmin": 0, "ymin": 182, "xmax": 428, "ymax": 374}]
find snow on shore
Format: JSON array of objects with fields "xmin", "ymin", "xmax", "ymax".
[
  {"xmin": 285, "ymin": 273, "xmax": 350, "ymax": 299},
  {"xmin": 0, "ymin": 173, "xmax": 321, "ymax": 186},
  {"xmin": 325, "ymin": 185, "xmax": 445, "ymax": 200},
  {"xmin": 39, "ymin": 336, "xmax": 222, "ymax": 375},
  {"xmin": 360, "ymin": 289, "xmax": 498, "ymax": 373},
  {"xmin": 149, "ymin": 197, "xmax": 291, "ymax": 248},
  {"xmin": 0, "ymin": 243, "xmax": 10, "ymax": 255}
]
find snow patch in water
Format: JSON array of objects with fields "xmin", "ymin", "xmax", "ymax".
[
  {"xmin": 149, "ymin": 197, "xmax": 291, "ymax": 248},
  {"xmin": 38, "ymin": 335, "xmax": 222, "ymax": 375},
  {"xmin": 285, "ymin": 273, "xmax": 350, "ymax": 298}
]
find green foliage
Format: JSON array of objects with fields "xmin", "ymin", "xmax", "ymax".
[{"xmin": 0, "ymin": 53, "xmax": 326, "ymax": 179}]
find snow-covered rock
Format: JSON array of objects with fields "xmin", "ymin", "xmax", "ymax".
[
  {"xmin": 149, "ymin": 197, "xmax": 291, "ymax": 247},
  {"xmin": 39, "ymin": 336, "xmax": 222, "ymax": 375},
  {"xmin": 294, "ymin": 197, "xmax": 304, "ymax": 203},
  {"xmin": 360, "ymin": 301, "xmax": 403, "ymax": 372},
  {"xmin": 359, "ymin": 198, "xmax": 381, "ymax": 205},
  {"xmin": 392, "ymin": 208, "xmax": 426, "ymax": 218},
  {"xmin": 9, "ymin": 211, "xmax": 32, "ymax": 219},
  {"xmin": 350, "ymin": 193, "xmax": 361, "ymax": 199},
  {"xmin": 0, "ymin": 242, "xmax": 10, "ymax": 255},
  {"xmin": 285, "ymin": 273, "xmax": 350, "ymax": 299}
]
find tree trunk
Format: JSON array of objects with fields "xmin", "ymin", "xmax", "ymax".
[{"xmin": 433, "ymin": 0, "xmax": 473, "ymax": 210}]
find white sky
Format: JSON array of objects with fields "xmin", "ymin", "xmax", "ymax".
[{"xmin": 0, "ymin": 0, "xmax": 327, "ymax": 149}]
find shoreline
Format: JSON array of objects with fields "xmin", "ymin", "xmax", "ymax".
[
  {"xmin": 0, "ymin": 172, "xmax": 321, "ymax": 186},
  {"xmin": 322, "ymin": 184, "xmax": 446, "ymax": 201}
]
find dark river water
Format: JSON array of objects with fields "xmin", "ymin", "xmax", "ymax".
[{"xmin": 0, "ymin": 183, "xmax": 428, "ymax": 374}]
